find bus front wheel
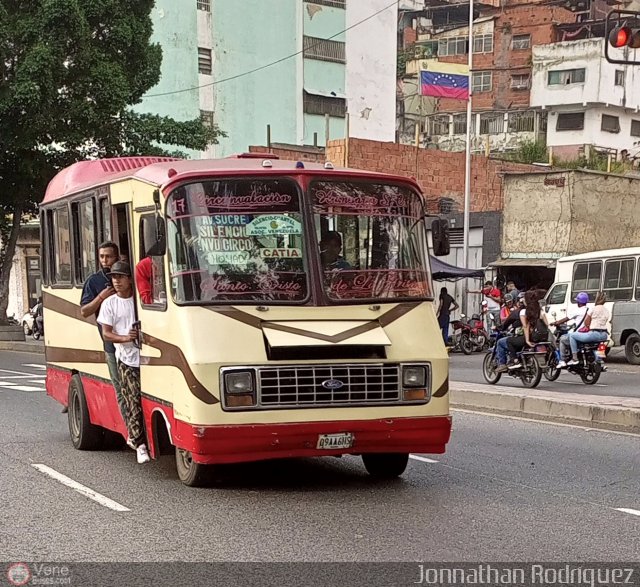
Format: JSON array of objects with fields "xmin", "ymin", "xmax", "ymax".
[
  {"xmin": 175, "ymin": 447, "xmax": 212, "ymax": 487},
  {"xmin": 361, "ymin": 453, "xmax": 409, "ymax": 479},
  {"xmin": 68, "ymin": 375, "xmax": 104, "ymax": 450}
]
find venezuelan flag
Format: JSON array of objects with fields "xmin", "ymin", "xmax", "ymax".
[{"xmin": 420, "ymin": 60, "xmax": 469, "ymax": 100}]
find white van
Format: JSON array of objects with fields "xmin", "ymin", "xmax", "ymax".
[{"xmin": 543, "ymin": 247, "xmax": 640, "ymax": 364}]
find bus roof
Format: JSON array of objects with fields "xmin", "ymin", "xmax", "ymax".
[
  {"xmin": 42, "ymin": 155, "xmax": 412, "ymax": 204},
  {"xmin": 557, "ymin": 247, "xmax": 640, "ymax": 263}
]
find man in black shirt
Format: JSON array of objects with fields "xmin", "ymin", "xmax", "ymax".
[{"xmin": 437, "ymin": 287, "xmax": 459, "ymax": 345}]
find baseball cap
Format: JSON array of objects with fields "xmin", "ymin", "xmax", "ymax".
[
  {"xmin": 575, "ymin": 292, "xmax": 589, "ymax": 304},
  {"xmin": 517, "ymin": 292, "xmax": 526, "ymax": 300},
  {"xmin": 504, "ymin": 293, "xmax": 514, "ymax": 303},
  {"xmin": 107, "ymin": 261, "xmax": 132, "ymax": 277}
]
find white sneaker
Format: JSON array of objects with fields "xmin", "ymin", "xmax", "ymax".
[
  {"xmin": 567, "ymin": 359, "xmax": 579, "ymax": 366},
  {"xmin": 136, "ymin": 444, "xmax": 150, "ymax": 464},
  {"xmin": 556, "ymin": 361, "xmax": 567, "ymax": 368}
]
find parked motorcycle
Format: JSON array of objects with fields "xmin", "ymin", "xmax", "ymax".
[
  {"xmin": 31, "ymin": 302, "xmax": 44, "ymax": 340},
  {"xmin": 482, "ymin": 331, "xmax": 547, "ymax": 388},
  {"xmin": 544, "ymin": 325, "xmax": 606, "ymax": 385},
  {"xmin": 450, "ymin": 314, "xmax": 489, "ymax": 355}
]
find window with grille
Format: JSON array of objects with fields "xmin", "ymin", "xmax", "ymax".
[
  {"xmin": 512, "ymin": 34, "xmax": 531, "ymax": 50},
  {"xmin": 631, "ymin": 119, "xmax": 640, "ymax": 137},
  {"xmin": 429, "ymin": 115, "xmax": 450, "ymax": 136},
  {"xmin": 303, "ymin": 91, "xmax": 346, "ymax": 118},
  {"xmin": 603, "ymin": 259, "xmax": 635, "ymax": 301},
  {"xmin": 453, "ymin": 113, "xmax": 467, "ymax": 135},
  {"xmin": 438, "ymin": 37, "xmax": 468, "ymax": 56},
  {"xmin": 601, "ymin": 114, "xmax": 620, "ymax": 133},
  {"xmin": 556, "ymin": 112, "xmax": 584, "ymax": 131},
  {"xmin": 572, "ymin": 261, "xmax": 602, "ymax": 301},
  {"xmin": 473, "ymin": 34, "xmax": 493, "ymax": 54},
  {"xmin": 479, "ymin": 113, "xmax": 503, "ymax": 135},
  {"xmin": 472, "ymin": 71, "xmax": 492, "ymax": 93},
  {"xmin": 303, "ymin": 36, "xmax": 346, "ymax": 63},
  {"xmin": 200, "ymin": 110, "xmax": 214, "ymax": 128},
  {"xmin": 510, "ymin": 73, "xmax": 530, "ymax": 90},
  {"xmin": 508, "ymin": 110, "xmax": 535, "ymax": 132},
  {"xmin": 548, "ymin": 68, "xmax": 585, "ymax": 85},
  {"xmin": 304, "ymin": 0, "xmax": 346, "ymax": 7},
  {"xmin": 198, "ymin": 47, "xmax": 212, "ymax": 75},
  {"xmin": 197, "ymin": 0, "xmax": 211, "ymax": 11}
]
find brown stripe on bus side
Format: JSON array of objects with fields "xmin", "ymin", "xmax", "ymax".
[
  {"xmin": 45, "ymin": 346, "xmax": 106, "ymax": 364},
  {"xmin": 432, "ymin": 377, "xmax": 449, "ymax": 398},
  {"xmin": 141, "ymin": 334, "xmax": 219, "ymax": 405},
  {"xmin": 43, "ymin": 291, "xmax": 97, "ymax": 326}
]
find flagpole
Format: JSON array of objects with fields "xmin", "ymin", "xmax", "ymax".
[{"xmin": 462, "ymin": 0, "xmax": 474, "ymax": 314}]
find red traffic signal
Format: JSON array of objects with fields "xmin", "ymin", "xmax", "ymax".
[{"xmin": 609, "ymin": 25, "xmax": 640, "ymax": 48}]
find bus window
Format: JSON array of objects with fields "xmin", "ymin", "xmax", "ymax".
[
  {"xmin": 72, "ymin": 199, "xmax": 97, "ymax": 284},
  {"xmin": 98, "ymin": 197, "xmax": 112, "ymax": 243},
  {"xmin": 166, "ymin": 178, "xmax": 308, "ymax": 304},
  {"xmin": 572, "ymin": 261, "xmax": 602, "ymax": 301},
  {"xmin": 311, "ymin": 180, "xmax": 431, "ymax": 301},
  {"xmin": 603, "ymin": 258, "xmax": 634, "ymax": 301},
  {"xmin": 53, "ymin": 206, "xmax": 72, "ymax": 285}
]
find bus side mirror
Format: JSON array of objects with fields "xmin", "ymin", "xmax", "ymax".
[
  {"xmin": 141, "ymin": 215, "xmax": 166, "ymax": 257},
  {"xmin": 431, "ymin": 218, "xmax": 450, "ymax": 257}
]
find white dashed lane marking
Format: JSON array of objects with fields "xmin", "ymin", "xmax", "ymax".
[{"xmin": 0, "ymin": 366, "xmax": 46, "ymax": 392}]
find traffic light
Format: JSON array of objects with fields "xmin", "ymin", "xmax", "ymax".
[
  {"xmin": 608, "ymin": 25, "xmax": 640, "ymax": 49},
  {"xmin": 606, "ymin": 10, "xmax": 640, "ymax": 64}
]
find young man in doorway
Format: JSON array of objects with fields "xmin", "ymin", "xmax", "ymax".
[
  {"xmin": 98, "ymin": 261, "xmax": 150, "ymax": 464},
  {"xmin": 75, "ymin": 241, "xmax": 121, "ymax": 415}
]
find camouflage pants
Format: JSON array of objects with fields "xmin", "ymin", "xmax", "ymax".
[{"xmin": 117, "ymin": 361, "xmax": 145, "ymax": 448}]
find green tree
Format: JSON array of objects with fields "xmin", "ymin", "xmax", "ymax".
[{"xmin": 0, "ymin": 0, "xmax": 223, "ymax": 321}]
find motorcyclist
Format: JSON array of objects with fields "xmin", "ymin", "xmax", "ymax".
[
  {"xmin": 550, "ymin": 291, "xmax": 589, "ymax": 368},
  {"xmin": 33, "ymin": 297, "xmax": 43, "ymax": 336},
  {"xmin": 493, "ymin": 293, "xmax": 524, "ymax": 373}
]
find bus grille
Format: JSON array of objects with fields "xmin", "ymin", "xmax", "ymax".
[{"xmin": 257, "ymin": 364, "xmax": 401, "ymax": 408}]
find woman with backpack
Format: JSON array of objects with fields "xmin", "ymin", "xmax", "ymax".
[{"xmin": 505, "ymin": 290, "xmax": 550, "ymax": 370}]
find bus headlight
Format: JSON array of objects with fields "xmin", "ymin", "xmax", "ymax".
[
  {"xmin": 224, "ymin": 371, "xmax": 254, "ymax": 394},
  {"xmin": 402, "ymin": 365, "xmax": 426, "ymax": 388}
]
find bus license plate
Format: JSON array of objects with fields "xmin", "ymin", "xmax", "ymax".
[{"xmin": 317, "ymin": 433, "xmax": 354, "ymax": 450}]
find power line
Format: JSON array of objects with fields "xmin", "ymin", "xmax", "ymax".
[{"xmin": 145, "ymin": 0, "xmax": 401, "ymax": 98}]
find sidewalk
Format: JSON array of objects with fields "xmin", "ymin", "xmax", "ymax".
[
  {"xmin": 451, "ymin": 381, "xmax": 640, "ymax": 433},
  {"xmin": 0, "ymin": 339, "xmax": 44, "ymax": 353}
]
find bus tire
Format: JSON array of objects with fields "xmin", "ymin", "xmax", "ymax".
[
  {"xmin": 624, "ymin": 334, "xmax": 640, "ymax": 365},
  {"xmin": 362, "ymin": 453, "xmax": 409, "ymax": 479},
  {"xmin": 68, "ymin": 375, "xmax": 104, "ymax": 450},
  {"xmin": 175, "ymin": 447, "xmax": 212, "ymax": 487}
]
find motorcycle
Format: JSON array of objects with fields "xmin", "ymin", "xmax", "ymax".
[
  {"xmin": 31, "ymin": 304, "xmax": 44, "ymax": 340},
  {"xmin": 482, "ymin": 331, "xmax": 547, "ymax": 388},
  {"xmin": 449, "ymin": 314, "xmax": 489, "ymax": 355},
  {"xmin": 544, "ymin": 325, "xmax": 606, "ymax": 385}
]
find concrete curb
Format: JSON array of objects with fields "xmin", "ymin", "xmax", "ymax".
[
  {"xmin": 451, "ymin": 381, "xmax": 640, "ymax": 433},
  {"xmin": 0, "ymin": 341, "xmax": 44, "ymax": 354}
]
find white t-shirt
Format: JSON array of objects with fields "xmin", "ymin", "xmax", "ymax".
[
  {"xmin": 97, "ymin": 295, "xmax": 139, "ymax": 367},
  {"xmin": 568, "ymin": 306, "xmax": 588, "ymax": 327}
]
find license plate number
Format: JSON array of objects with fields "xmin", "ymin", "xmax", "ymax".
[{"xmin": 316, "ymin": 433, "xmax": 354, "ymax": 450}]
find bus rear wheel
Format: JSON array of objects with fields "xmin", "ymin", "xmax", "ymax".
[
  {"xmin": 68, "ymin": 375, "xmax": 104, "ymax": 450},
  {"xmin": 175, "ymin": 447, "xmax": 212, "ymax": 487},
  {"xmin": 362, "ymin": 453, "xmax": 409, "ymax": 479}
]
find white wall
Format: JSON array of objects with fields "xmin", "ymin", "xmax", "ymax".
[
  {"xmin": 346, "ymin": 1, "xmax": 397, "ymax": 142},
  {"xmin": 546, "ymin": 105, "xmax": 640, "ymax": 152},
  {"xmin": 531, "ymin": 38, "xmax": 640, "ymax": 111}
]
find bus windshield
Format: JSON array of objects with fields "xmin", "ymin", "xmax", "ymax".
[
  {"xmin": 311, "ymin": 180, "xmax": 432, "ymax": 301},
  {"xmin": 167, "ymin": 178, "xmax": 308, "ymax": 303}
]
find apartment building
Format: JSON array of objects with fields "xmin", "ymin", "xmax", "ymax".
[{"xmin": 138, "ymin": 0, "xmax": 398, "ymax": 157}]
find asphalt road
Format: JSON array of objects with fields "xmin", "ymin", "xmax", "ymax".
[
  {"xmin": 450, "ymin": 349, "xmax": 640, "ymax": 398},
  {"xmin": 0, "ymin": 349, "xmax": 638, "ymax": 564}
]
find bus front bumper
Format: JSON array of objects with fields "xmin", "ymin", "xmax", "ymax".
[{"xmin": 173, "ymin": 415, "xmax": 452, "ymax": 465}]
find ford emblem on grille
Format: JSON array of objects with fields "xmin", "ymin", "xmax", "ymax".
[{"xmin": 321, "ymin": 379, "xmax": 345, "ymax": 390}]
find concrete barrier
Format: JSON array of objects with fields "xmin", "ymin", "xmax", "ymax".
[
  {"xmin": 451, "ymin": 381, "xmax": 640, "ymax": 433},
  {"xmin": 0, "ymin": 341, "xmax": 44, "ymax": 354}
]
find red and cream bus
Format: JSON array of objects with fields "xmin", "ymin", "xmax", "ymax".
[{"xmin": 40, "ymin": 154, "xmax": 452, "ymax": 486}]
